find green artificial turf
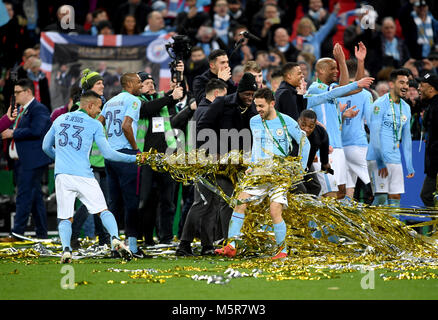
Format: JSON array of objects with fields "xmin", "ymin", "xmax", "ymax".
[{"xmin": 1, "ymin": 256, "xmax": 438, "ymax": 300}]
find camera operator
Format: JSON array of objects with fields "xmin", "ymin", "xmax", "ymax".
[
  {"xmin": 192, "ymin": 49, "xmax": 236, "ymax": 104},
  {"xmin": 136, "ymin": 63, "xmax": 196, "ymax": 247}
]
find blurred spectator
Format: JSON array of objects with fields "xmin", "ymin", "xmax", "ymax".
[
  {"xmin": 114, "ymin": 0, "xmax": 151, "ymax": 34},
  {"xmin": 399, "ymin": 0, "xmax": 438, "ymax": 60},
  {"xmin": 98, "ymin": 62, "xmax": 119, "ymax": 97},
  {"xmin": 272, "ymin": 27, "xmax": 300, "ymax": 62},
  {"xmin": 212, "ymin": 0, "xmax": 231, "ymax": 46},
  {"xmin": 96, "ymin": 20, "xmax": 113, "ymax": 35},
  {"xmin": 174, "ymin": 0, "xmax": 211, "ymax": 44},
  {"xmin": 251, "ymin": 3, "xmax": 286, "ymax": 48},
  {"xmin": 120, "ymin": 14, "xmax": 141, "ymax": 35},
  {"xmin": 375, "ymin": 80, "xmax": 390, "ymax": 97},
  {"xmin": 365, "ymin": 17, "xmax": 410, "ymax": 77},
  {"xmin": 0, "ymin": 1, "xmax": 31, "ymax": 69},
  {"xmin": 243, "ymin": 60, "xmax": 263, "ymax": 88},
  {"xmin": 293, "ymin": 3, "xmax": 340, "ymax": 60},
  {"xmin": 227, "ymin": 24, "xmax": 255, "ymax": 69},
  {"xmin": 89, "ymin": 9, "xmax": 109, "ymax": 35},
  {"xmin": 269, "ymin": 66, "xmax": 283, "ymax": 92},
  {"xmin": 298, "ymin": 60, "xmax": 312, "ymax": 84},
  {"xmin": 268, "ymin": 48, "xmax": 287, "ymax": 67},
  {"xmin": 227, "ymin": 0, "xmax": 247, "ymax": 27},
  {"xmin": 304, "ymin": 0, "xmax": 337, "ymax": 61},
  {"xmin": 254, "ymin": 50, "xmax": 270, "ymax": 80},
  {"xmin": 195, "ymin": 25, "xmax": 227, "ymax": 56},
  {"xmin": 27, "ymin": 57, "xmax": 51, "ymax": 112},
  {"xmin": 50, "ymin": 85, "xmax": 81, "ymax": 122},
  {"xmin": 142, "ymin": 11, "xmax": 167, "ymax": 36},
  {"xmin": 44, "ymin": 4, "xmax": 86, "ymax": 34},
  {"xmin": 231, "ymin": 64, "xmax": 244, "ymax": 84},
  {"xmin": 55, "ymin": 64, "xmax": 74, "ymax": 103},
  {"xmin": 297, "ymin": 51, "xmax": 316, "ymax": 81},
  {"xmin": 344, "ymin": 4, "xmax": 379, "ymax": 66},
  {"xmin": 184, "ymin": 46, "xmax": 210, "ymax": 90},
  {"xmin": 427, "ymin": 51, "xmax": 438, "ymax": 73}
]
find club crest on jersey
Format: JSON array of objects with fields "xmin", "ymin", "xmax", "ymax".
[
  {"xmin": 401, "ymin": 115, "xmax": 407, "ymax": 123},
  {"xmin": 276, "ymin": 128, "xmax": 284, "ymax": 136},
  {"xmin": 373, "ymin": 106, "xmax": 380, "ymax": 114}
]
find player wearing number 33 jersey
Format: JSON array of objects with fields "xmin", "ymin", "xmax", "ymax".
[{"xmin": 43, "ymin": 108, "xmax": 135, "ymax": 177}]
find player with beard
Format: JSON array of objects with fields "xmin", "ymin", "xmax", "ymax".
[{"xmin": 367, "ymin": 69, "xmax": 414, "ymax": 207}]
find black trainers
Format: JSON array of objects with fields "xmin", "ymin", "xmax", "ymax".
[
  {"xmin": 132, "ymin": 248, "xmax": 153, "ymax": 259},
  {"xmin": 71, "ymin": 238, "xmax": 80, "ymax": 250},
  {"xmin": 175, "ymin": 241, "xmax": 194, "ymax": 256},
  {"xmin": 201, "ymin": 245, "xmax": 215, "ymax": 256},
  {"xmin": 110, "ymin": 250, "xmax": 120, "ymax": 259}
]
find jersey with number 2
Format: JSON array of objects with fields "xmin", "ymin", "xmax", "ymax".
[{"xmin": 101, "ymin": 91, "xmax": 141, "ymax": 150}]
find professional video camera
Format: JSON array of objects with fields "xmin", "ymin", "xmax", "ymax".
[{"xmin": 165, "ymin": 35, "xmax": 192, "ymax": 84}]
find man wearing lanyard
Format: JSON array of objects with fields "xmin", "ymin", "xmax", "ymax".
[
  {"xmin": 367, "ymin": 69, "xmax": 415, "ymax": 207},
  {"xmin": 0, "ymin": 79, "xmax": 52, "ymax": 242},
  {"xmin": 215, "ymin": 88, "xmax": 310, "ymax": 260}
]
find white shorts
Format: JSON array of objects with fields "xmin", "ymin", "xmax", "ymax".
[
  {"xmin": 313, "ymin": 161, "xmax": 338, "ymax": 196},
  {"xmin": 331, "ymin": 148, "xmax": 347, "ymax": 186},
  {"xmin": 367, "ymin": 161, "xmax": 405, "ymax": 195},
  {"xmin": 244, "ymin": 183, "xmax": 288, "ymax": 206},
  {"xmin": 55, "ymin": 174, "xmax": 107, "ymax": 220},
  {"xmin": 344, "ymin": 145, "xmax": 371, "ymax": 188}
]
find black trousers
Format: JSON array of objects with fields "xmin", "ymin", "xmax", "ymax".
[
  {"xmin": 421, "ymin": 174, "xmax": 437, "ymax": 207},
  {"xmin": 180, "ymin": 175, "xmax": 233, "ymax": 247}
]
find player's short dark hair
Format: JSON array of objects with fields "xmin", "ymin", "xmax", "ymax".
[
  {"xmin": 271, "ymin": 67, "xmax": 283, "ymax": 79},
  {"xmin": 389, "ymin": 68, "xmax": 411, "ymax": 82},
  {"xmin": 16, "ymin": 78, "xmax": 35, "ymax": 96},
  {"xmin": 206, "ymin": 78, "xmax": 228, "ymax": 94},
  {"xmin": 253, "ymin": 87, "xmax": 274, "ymax": 102},
  {"xmin": 299, "ymin": 109, "xmax": 317, "ymax": 120},
  {"xmin": 281, "ymin": 62, "xmax": 299, "ymax": 77},
  {"xmin": 208, "ymin": 49, "xmax": 227, "ymax": 63},
  {"xmin": 80, "ymin": 90, "xmax": 101, "ymax": 101}
]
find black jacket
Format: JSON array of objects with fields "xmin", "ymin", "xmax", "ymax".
[
  {"xmin": 140, "ymin": 92, "xmax": 195, "ymax": 154},
  {"xmin": 307, "ymin": 124, "xmax": 330, "ymax": 171},
  {"xmin": 423, "ymin": 94, "xmax": 438, "ymax": 177},
  {"xmin": 274, "ymin": 81, "xmax": 305, "ymax": 121},
  {"xmin": 192, "ymin": 70, "xmax": 236, "ymax": 105},
  {"xmin": 197, "ymin": 92, "xmax": 256, "ymax": 154}
]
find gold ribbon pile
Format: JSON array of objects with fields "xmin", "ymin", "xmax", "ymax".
[{"xmin": 137, "ymin": 149, "xmax": 438, "ymax": 261}]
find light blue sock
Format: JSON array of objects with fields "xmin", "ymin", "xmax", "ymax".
[
  {"xmin": 128, "ymin": 237, "xmax": 137, "ymax": 254},
  {"xmin": 58, "ymin": 219, "xmax": 72, "ymax": 251},
  {"xmin": 273, "ymin": 220, "xmax": 287, "ymax": 253},
  {"xmin": 372, "ymin": 193, "xmax": 388, "ymax": 206},
  {"xmin": 388, "ymin": 198, "xmax": 400, "ymax": 208},
  {"xmin": 100, "ymin": 210, "xmax": 119, "ymax": 249},
  {"xmin": 228, "ymin": 212, "xmax": 245, "ymax": 247}
]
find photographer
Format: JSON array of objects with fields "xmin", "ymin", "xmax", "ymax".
[{"xmin": 136, "ymin": 64, "xmax": 196, "ymax": 246}]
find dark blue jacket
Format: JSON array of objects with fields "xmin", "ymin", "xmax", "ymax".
[{"xmin": 14, "ymin": 99, "xmax": 52, "ymax": 170}]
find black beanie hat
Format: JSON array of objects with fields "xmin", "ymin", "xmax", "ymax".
[
  {"xmin": 138, "ymin": 72, "xmax": 154, "ymax": 83},
  {"xmin": 238, "ymin": 72, "xmax": 258, "ymax": 92}
]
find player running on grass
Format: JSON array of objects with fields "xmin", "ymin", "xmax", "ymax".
[
  {"xmin": 215, "ymin": 88, "xmax": 311, "ymax": 260},
  {"xmin": 42, "ymin": 91, "xmax": 134, "ymax": 263}
]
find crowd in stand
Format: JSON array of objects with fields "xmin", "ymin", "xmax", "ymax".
[{"xmin": 0, "ymin": 0, "xmax": 437, "ymax": 260}]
